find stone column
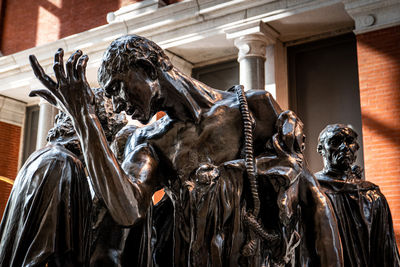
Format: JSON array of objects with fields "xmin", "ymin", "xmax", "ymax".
[
  {"xmin": 274, "ymin": 40, "xmax": 289, "ymax": 110},
  {"xmin": 227, "ymin": 21, "xmax": 279, "ymax": 91},
  {"xmin": 36, "ymin": 99, "xmax": 58, "ymax": 149},
  {"xmin": 234, "ymin": 34, "xmax": 269, "ymax": 90}
]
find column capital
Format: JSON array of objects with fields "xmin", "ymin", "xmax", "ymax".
[
  {"xmin": 226, "ymin": 21, "xmax": 279, "ymax": 61},
  {"xmin": 233, "ymin": 34, "xmax": 270, "ymax": 62},
  {"xmin": 38, "ymin": 98, "xmax": 50, "ymax": 106},
  {"xmin": 343, "ymin": 0, "xmax": 400, "ymax": 34}
]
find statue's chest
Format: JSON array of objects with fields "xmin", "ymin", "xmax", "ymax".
[{"xmin": 154, "ymin": 106, "xmax": 243, "ymax": 179}]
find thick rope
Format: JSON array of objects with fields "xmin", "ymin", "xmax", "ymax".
[
  {"xmin": 235, "ymin": 86, "xmax": 279, "ymax": 256},
  {"xmin": 235, "ymin": 86, "xmax": 260, "ymax": 216}
]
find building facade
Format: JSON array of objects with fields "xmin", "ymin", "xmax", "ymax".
[{"xmin": 0, "ymin": 0, "xmax": 399, "ymax": 244}]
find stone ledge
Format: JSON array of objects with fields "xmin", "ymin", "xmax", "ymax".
[
  {"xmin": 0, "ymin": 95, "xmax": 26, "ymax": 127},
  {"xmin": 344, "ymin": 0, "xmax": 400, "ymax": 34},
  {"xmin": 0, "ymin": 0, "xmax": 377, "ymax": 103}
]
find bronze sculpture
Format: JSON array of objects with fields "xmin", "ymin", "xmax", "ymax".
[
  {"xmin": 0, "ymin": 89, "xmax": 127, "ymax": 267},
  {"xmin": 0, "ymin": 111, "xmax": 91, "ymax": 267},
  {"xmin": 7, "ymin": 34, "xmax": 344, "ymax": 266},
  {"xmin": 315, "ymin": 124, "xmax": 400, "ymax": 267}
]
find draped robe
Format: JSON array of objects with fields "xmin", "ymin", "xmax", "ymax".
[
  {"xmin": 316, "ymin": 173, "xmax": 400, "ymax": 267},
  {"xmin": 0, "ymin": 145, "xmax": 91, "ymax": 267}
]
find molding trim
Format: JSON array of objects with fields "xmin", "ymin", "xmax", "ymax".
[
  {"xmin": 343, "ymin": 0, "xmax": 400, "ymax": 34},
  {"xmin": 0, "ymin": 95, "xmax": 26, "ymax": 127},
  {"xmin": 226, "ymin": 21, "xmax": 279, "ymax": 42},
  {"xmin": 0, "ymin": 0, "xmax": 358, "ymax": 103},
  {"xmin": 107, "ymin": 0, "xmax": 166, "ymax": 23},
  {"xmin": 165, "ymin": 51, "xmax": 194, "ymax": 76}
]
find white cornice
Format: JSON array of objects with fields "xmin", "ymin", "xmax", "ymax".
[
  {"xmin": 0, "ymin": 95, "xmax": 26, "ymax": 126},
  {"xmin": 226, "ymin": 21, "xmax": 279, "ymax": 42},
  {"xmin": 0, "ymin": 0, "xmax": 362, "ymax": 103},
  {"xmin": 343, "ymin": 0, "xmax": 400, "ymax": 34},
  {"xmin": 107, "ymin": 0, "xmax": 166, "ymax": 23}
]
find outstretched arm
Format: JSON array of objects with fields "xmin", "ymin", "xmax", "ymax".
[{"xmin": 29, "ymin": 49, "xmax": 162, "ymax": 226}]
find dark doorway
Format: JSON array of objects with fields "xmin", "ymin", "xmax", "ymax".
[
  {"xmin": 22, "ymin": 105, "xmax": 39, "ymax": 165},
  {"xmin": 288, "ymin": 33, "xmax": 364, "ymax": 174},
  {"xmin": 192, "ymin": 60, "xmax": 239, "ymax": 91}
]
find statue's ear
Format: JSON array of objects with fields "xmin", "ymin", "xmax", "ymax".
[
  {"xmin": 355, "ymin": 141, "xmax": 360, "ymax": 152},
  {"xmin": 317, "ymin": 144, "xmax": 323, "ymax": 154},
  {"xmin": 135, "ymin": 59, "xmax": 157, "ymax": 80},
  {"xmin": 280, "ymin": 117, "xmax": 295, "ymax": 150}
]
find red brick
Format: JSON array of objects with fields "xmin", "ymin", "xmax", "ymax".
[
  {"xmin": 357, "ymin": 25, "xmax": 400, "ymax": 247},
  {"xmin": 0, "ymin": 0, "xmax": 140, "ymax": 55},
  {"xmin": 0, "ymin": 121, "xmax": 21, "ymax": 219},
  {"xmin": 0, "ymin": 0, "xmax": 184, "ymax": 55}
]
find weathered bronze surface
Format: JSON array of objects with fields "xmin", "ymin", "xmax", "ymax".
[
  {"xmin": 315, "ymin": 124, "xmax": 400, "ymax": 267},
  {"xmin": 1, "ymin": 35, "xmax": 346, "ymax": 266},
  {"xmin": 0, "ymin": 89, "xmax": 126, "ymax": 267},
  {"xmin": 0, "ymin": 112, "xmax": 91, "ymax": 267}
]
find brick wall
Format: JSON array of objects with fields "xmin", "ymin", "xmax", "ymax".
[
  {"xmin": 0, "ymin": 121, "xmax": 21, "ymax": 219},
  {"xmin": 356, "ymin": 25, "xmax": 400, "ymax": 243},
  {"xmin": 0, "ymin": 0, "xmax": 139, "ymax": 55},
  {"xmin": 0, "ymin": 0, "xmax": 184, "ymax": 56},
  {"xmin": 0, "ymin": 179, "xmax": 13, "ymax": 221},
  {"xmin": 0, "ymin": 121, "xmax": 21, "ymax": 179}
]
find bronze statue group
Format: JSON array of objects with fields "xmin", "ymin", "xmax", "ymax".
[{"xmin": 0, "ymin": 35, "xmax": 398, "ymax": 266}]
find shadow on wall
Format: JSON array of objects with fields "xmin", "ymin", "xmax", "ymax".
[
  {"xmin": 362, "ymin": 112, "xmax": 400, "ymax": 147},
  {"xmin": 0, "ymin": 0, "xmax": 122, "ymax": 55},
  {"xmin": 356, "ymin": 25, "xmax": 400, "ymax": 247},
  {"xmin": 0, "ymin": 0, "xmax": 184, "ymax": 55}
]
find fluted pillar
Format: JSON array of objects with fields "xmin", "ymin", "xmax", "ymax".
[
  {"xmin": 234, "ymin": 34, "xmax": 269, "ymax": 91},
  {"xmin": 36, "ymin": 99, "xmax": 58, "ymax": 149},
  {"xmin": 227, "ymin": 21, "xmax": 278, "ymax": 91}
]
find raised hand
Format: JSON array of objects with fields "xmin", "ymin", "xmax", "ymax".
[{"xmin": 29, "ymin": 48, "xmax": 94, "ymax": 117}]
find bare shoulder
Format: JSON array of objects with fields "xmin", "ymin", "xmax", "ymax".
[
  {"xmin": 245, "ymin": 90, "xmax": 283, "ymax": 143},
  {"xmin": 126, "ymin": 115, "xmax": 177, "ymax": 151},
  {"xmin": 212, "ymin": 89, "xmax": 282, "ymax": 115},
  {"xmin": 208, "ymin": 89, "xmax": 280, "ymax": 112},
  {"xmin": 246, "ymin": 90, "xmax": 282, "ymax": 116},
  {"xmin": 111, "ymin": 125, "xmax": 139, "ymax": 163}
]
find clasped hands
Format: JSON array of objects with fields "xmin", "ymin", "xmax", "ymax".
[{"xmin": 29, "ymin": 48, "xmax": 95, "ymax": 117}]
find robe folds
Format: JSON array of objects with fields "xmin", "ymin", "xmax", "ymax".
[
  {"xmin": 316, "ymin": 175, "xmax": 400, "ymax": 267},
  {"xmin": 0, "ymin": 145, "xmax": 91, "ymax": 267},
  {"xmin": 152, "ymin": 156, "xmax": 302, "ymax": 267},
  {"xmin": 153, "ymin": 160, "xmax": 246, "ymax": 267}
]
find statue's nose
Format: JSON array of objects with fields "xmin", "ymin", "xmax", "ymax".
[
  {"xmin": 338, "ymin": 143, "xmax": 350, "ymax": 152},
  {"xmin": 112, "ymin": 96, "xmax": 126, "ymax": 113}
]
